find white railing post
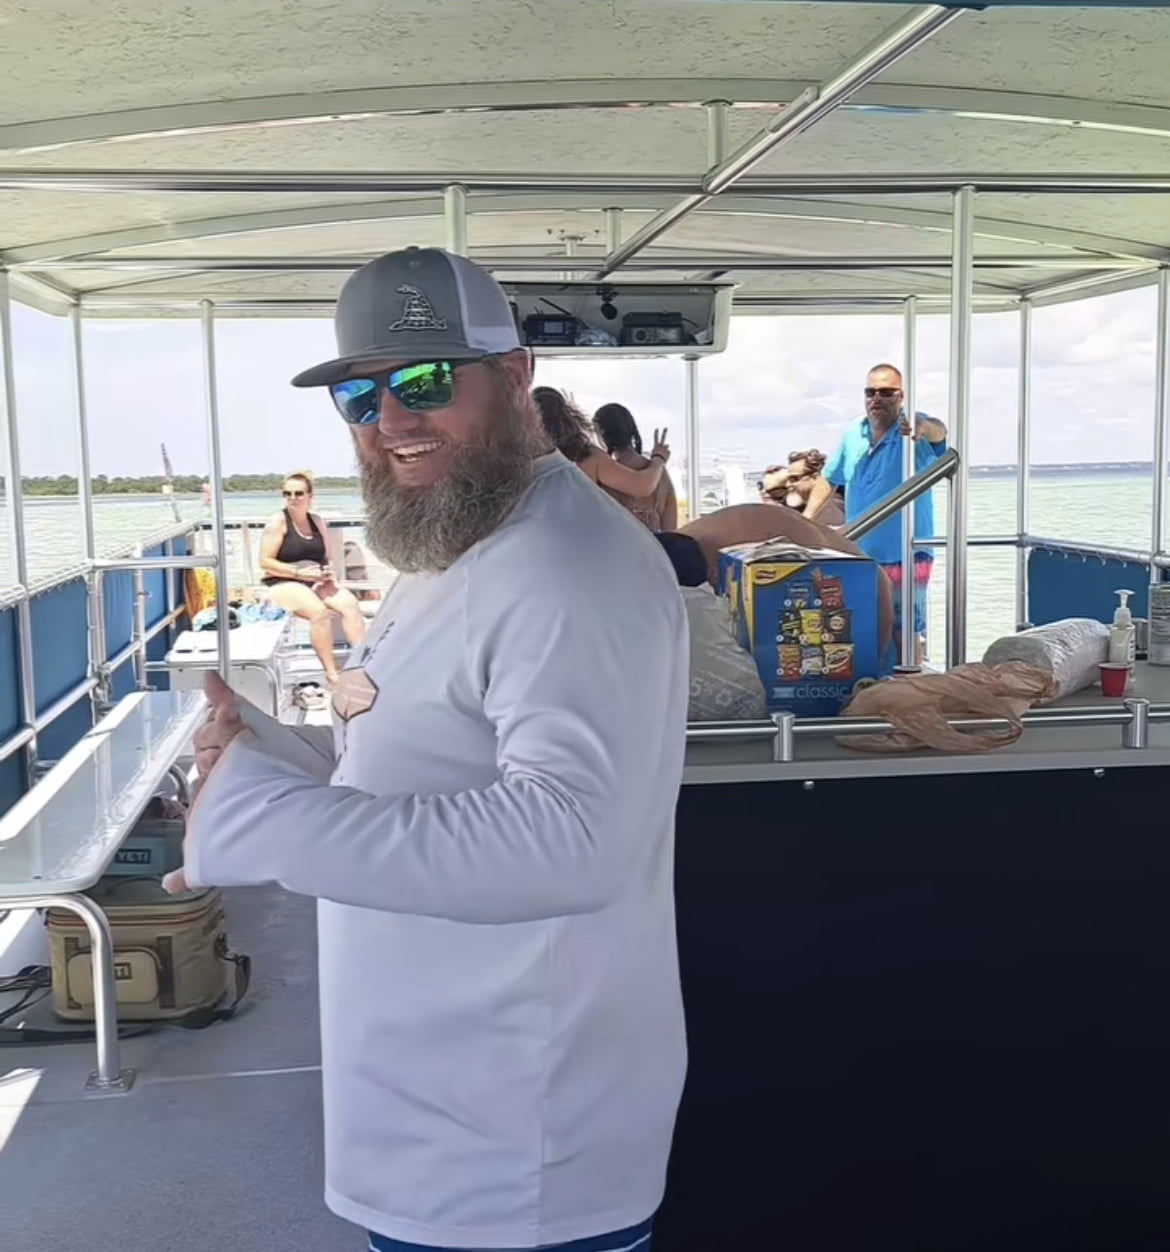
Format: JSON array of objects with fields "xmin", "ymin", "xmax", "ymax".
[
  {"xmin": 685, "ymin": 355, "xmax": 701, "ymax": 521},
  {"xmin": 1151, "ymin": 266, "xmax": 1170, "ymax": 583},
  {"xmin": 200, "ymin": 300, "xmax": 231, "ymax": 679},
  {"xmin": 945, "ymin": 185, "xmax": 975, "ymax": 667},
  {"xmin": 444, "ymin": 184, "xmax": 468, "ymax": 257},
  {"xmin": 0, "ymin": 270, "xmax": 37, "ymax": 780},
  {"xmin": 901, "ymin": 296, "xmax": 919, "ymax": 666},
  {"xmin": 1016, "ymin": 299, "xmax": 1033, "ymax": 628}
]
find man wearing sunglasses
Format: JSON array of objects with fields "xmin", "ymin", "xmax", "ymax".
[
  {"xmin": 805, "ymin": 363, "xmax": 947, "ymax": 663},
  {"xmin": 164, "ymin": 248, "xmax": 688, "ymax": 1252}
]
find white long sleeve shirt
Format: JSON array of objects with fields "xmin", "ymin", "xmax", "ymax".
[{"xmin": 185, "ymin": 453, "xmax": 690, "ymax": 1249}]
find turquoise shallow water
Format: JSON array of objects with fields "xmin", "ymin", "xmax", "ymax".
[{"xmin": 1, "ymin": 471, "xmax": 1157, "ymax": 661}]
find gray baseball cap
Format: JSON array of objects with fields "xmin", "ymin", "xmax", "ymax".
[{"xmin": 291, "ymin": 247, "xmax": 522, "ymax": 388}]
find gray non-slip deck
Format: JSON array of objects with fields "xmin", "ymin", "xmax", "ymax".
[{"xmin": 0, "ymin": 886, "xmax": 356, "ymax": 1252}]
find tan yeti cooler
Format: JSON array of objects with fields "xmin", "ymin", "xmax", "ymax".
[{"xmin": 47, "ymin": 877, "xmax": 244, "ymax": 1023}]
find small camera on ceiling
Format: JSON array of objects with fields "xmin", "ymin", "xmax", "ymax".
[{"xmin": 598, "ymin": 286, "xmax": 619, "ymax": 321}]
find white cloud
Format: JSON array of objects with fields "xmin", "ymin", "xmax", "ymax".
[{"xmin": 4, "ymin": 285, "xmax": 1163, "ymax": 478}]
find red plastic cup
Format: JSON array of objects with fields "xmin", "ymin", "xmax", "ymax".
[{"xmin": 1100, "ymin": 663, "xmax": 1130, "ymax": 698}]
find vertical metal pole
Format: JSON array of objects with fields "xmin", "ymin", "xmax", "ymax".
[
  {"xmin": 561, "ymin": 234, "xmax": 582, "ymax": 282},
  {"xmin": 443, "ymin": 184, "xmax": 468, "ymax": 257},
  {"xmin": 69, "ymin": 306, "xmax": 104, "ymax": 717},
  {"xmin": 200, "ymin": 300, "xmax": 231, "ymax": 680},
  {"xmin": 770, "ymin": 710, "xmax": 795, "ymax": 763},
  {"xmin": 1152, "ymin": 266, "xmax": 1170, "ymax": 582},
  {"xmin": 604, "ymin": 208, "xmax": 623, "ymax": 254},
  {"xmin": 91, "ymin": 570, "xmax": 110, "ymax": 711},
  {"xmin": 132, "ymin": 544, "xmax": 148, "ymax": 690},
  {"xmin": 69, "ymin": 307, "xmax": 97, "ymax": 569},
  {"xmin": 1016, "ymin": 299, "xmax": 1033, "ymax": 627},
  {"xmin": 1122, "ymin": 696, "xmax": 1151, "ymax": 750},
  {"xmin": 901, "ymin": 296, "xmax": 918, "ymax": 668},
  {"xmin": 706, "ymin": 100, "xmax": 730, "ymax": 166},
  {"xmin": 685, "ymin": 355, "xmax": 701, "ymax": 521},
  {"xmin": 0, "ymin": 272, "xmax": 37, "ymax": 781},
  {"xmin": 70, "ymin": 893, "xmax": 133, "ymax": 1092},
  {"xmin": 945, "ymin": 186, "xmax": 975, "ymax": 668},
  {"xmin": 163, "ymin": 537, "xmax": 175, "ymax": 621}
]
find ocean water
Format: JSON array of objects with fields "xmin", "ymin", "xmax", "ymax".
[{"xmin": 0, "ymin": 471, "xmax": 1157, "ymax": 661}]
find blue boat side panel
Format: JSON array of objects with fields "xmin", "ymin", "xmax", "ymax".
[
  {"xmin": 0, "ymin": 606, "xmax": 20, "ymax": 814},
  {"xmin": 0, "ymin": 532, "xmax": 192, "ymax": 814},
  {"xmin": 102, "ymin": 568, "xmax": 135, "ymax": 658},
  {"xmin": 31, "ymin": 572, "xmax": 97, "ymax": 765},
  {"xmin": 37, "ymin": 701, "xmax": 94, "ymax": 764},
  {"xmin": 1028, "ymin": 547, "xmax": 1150, "ymax": 627},
  {"xmin": 0, "ymin": 605, "xmax": 17, "ymax": 742},
  {"xmin": 30, "ymin": 578, "xmax": 89, "ymax": 711}
]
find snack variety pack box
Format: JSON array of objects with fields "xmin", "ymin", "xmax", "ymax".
[{"xmin": 718, "ymin": 542, "xmax": 883, "ymax": 716}]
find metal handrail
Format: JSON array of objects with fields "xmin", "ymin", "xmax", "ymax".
[
  {"xmin": 0, "ymin": 516, "xmax": 197, "ymax": 608},
  {"xmin": 688, "ymin": 696, "xmax": 1159, "ymax": 760},
  {"xmin": 1021, "ymin": 534, "xmax": 1158, "ymax": 566},
  {"xmin": 0, "ymin": 604, "xmax": 186, "ymax": 764},
  {"xmin": 91, "ymin": 554, "xmax": 217, "ymax": 572},
  {"xmin": 842, "ymin": 447, "xmax": 961, "ymax": 543},
  {"xmin": 912, "ymin": 534, "xmax": 1017, "ymax": 549},
  {"xmin": 3, "ymin": 500, "xmax": 1166, "ymax": 770},
  {"xmin": 687, "ymin": 702, "xmax": 1164, "ymax": 742},
  {"xmin": 190, "ymin": 513, "xmax": 369, "ymax": 529}
]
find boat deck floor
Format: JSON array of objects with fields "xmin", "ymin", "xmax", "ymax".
[
  {"xmin": 5, "ymin": 659, "xmax": 1167, "ymax": 1248},
  {"xmin": 1, "ymin": 884, "xmax": 352, "ymax": 1251}
]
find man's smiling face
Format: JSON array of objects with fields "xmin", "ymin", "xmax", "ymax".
[
  {"xmin": 351, "ymin": 354, "xmax": 529, "ymax": 490},
  {"xmin": 351, "ymin": 351, "xmax": 547, "ymax": 574}
]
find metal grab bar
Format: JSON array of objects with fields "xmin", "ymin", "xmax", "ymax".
[
  {"xmin": 1021, "ymin": 534, "xmax": 1156, "ymax": 566},
  {"xmin": 91, "ymin": 554, "xmax": 217, "ymax": 572},
  {"xmin": 1, "ymin": 891, "xmax": 133, "ymax": 1093},
  {"xmin": 689, "ymin": 702, "xmax": 1162, "ymax": 740},
  {"xmin": 842, "ymin": 447, "xmax": 960, "ymax": 544},
  {"xmin": 687, "ymin": 695, "xmax": 1157, "ymax": 760}
]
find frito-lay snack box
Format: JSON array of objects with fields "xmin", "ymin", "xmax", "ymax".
[{"xmin": 719, "ymin": 542, "xmax": 883, "ymax": 716}]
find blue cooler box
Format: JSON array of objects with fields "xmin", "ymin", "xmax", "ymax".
[{"xmin": 719, "ymin": 543, "xmax": 883, "ymax": 717}]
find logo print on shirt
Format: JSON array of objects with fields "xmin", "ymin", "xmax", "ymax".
[
  {"xmin": 332, "ymin": 667, "xmax": 380, "ymax": 724},
  {"xmin": 389, "ymin": 285, "xmax": 447, "ymax": 333}
]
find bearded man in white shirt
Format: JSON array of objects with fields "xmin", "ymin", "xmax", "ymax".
[{"xmin": 166, "ymin": 248, "xmax": 689, "ymax": 1252}]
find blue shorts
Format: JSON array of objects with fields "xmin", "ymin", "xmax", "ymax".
[
  {"xmin": 881, "ymin": 556, "xmax": 932, "ymax": 637},
  {"xmin": 368, "ymin": 1218, "xmax": 652, "ymax": 1252}
]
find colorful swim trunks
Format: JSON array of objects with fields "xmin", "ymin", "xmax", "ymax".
[{"xmin": 880, "ymin": 556, "xmax": 933, "ymax": 637}]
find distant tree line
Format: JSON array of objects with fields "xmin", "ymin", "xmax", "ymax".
[{"xmin": 4, "ymin": 473, "xmax": 359, "ymax": 497}]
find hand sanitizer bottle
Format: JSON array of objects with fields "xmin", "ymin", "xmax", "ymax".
[{"xmin": 1108, "ymin": 588, "xmax": 1136, "ymax": 668}]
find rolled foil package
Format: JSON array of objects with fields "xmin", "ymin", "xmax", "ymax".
[{"xmin": 981, "ymin": 618, "xmax": 1109, "ymax": 700}]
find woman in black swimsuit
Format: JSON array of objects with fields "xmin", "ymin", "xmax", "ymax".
[{"xmin": 259, "ymin": 470, "xmax": 366, "ymax": 684}]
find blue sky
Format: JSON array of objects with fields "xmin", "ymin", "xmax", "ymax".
[{"xmin": 5, "ymin": 284, "xmax": 1159, "ymax": 479}]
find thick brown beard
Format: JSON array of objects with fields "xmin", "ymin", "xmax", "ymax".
[{"xmin": 360, "ymin": 385, "xmax": 548, "ymax": 574}]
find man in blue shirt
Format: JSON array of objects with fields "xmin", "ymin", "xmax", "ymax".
[{"xmin": 805, "ymin": 364, "xmax": 947, "ymax": 662}]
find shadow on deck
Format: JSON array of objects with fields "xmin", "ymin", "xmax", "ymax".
[{"xmin": 0, "ymin": 887, "xmax": 355, "ymax": 1251}]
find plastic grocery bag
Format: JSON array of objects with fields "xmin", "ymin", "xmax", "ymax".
[{"xmin": 837, "ymin": 661, "xmax": 1058, "ymax": 754}]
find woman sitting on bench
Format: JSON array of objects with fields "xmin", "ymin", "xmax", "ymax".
[{"xmin": 260, "ymin": 469, "xmax": 366, "ymax": 685}]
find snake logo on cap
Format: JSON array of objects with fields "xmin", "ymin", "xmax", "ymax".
[{"xmin": 389, "ymin": 283, "xmax": 448, "ymax": 333}]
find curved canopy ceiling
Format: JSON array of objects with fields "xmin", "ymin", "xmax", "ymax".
[{"xmin": 1, "ymin": 0, "xmax": 1168, "ymax": 316}]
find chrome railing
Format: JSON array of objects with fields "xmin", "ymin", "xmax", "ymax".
[
  {"xmin": 688, "ymin": 695, "xmax": 1158, "ymax": 762},
  {"xmin": 0, "ymin": 518, "xmax": 204, "ymax": 779},
  {"xmin": 842, "ymin": 447, "xmax": 960, "ymax": 543},
  {"xmin": 0, "ymin": 518, "xmax": 1165, "ymax": 780}
]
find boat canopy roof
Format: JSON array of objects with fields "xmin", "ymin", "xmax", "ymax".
[{"xmin": 2, "ymin": 1, "xmax": 1168, "ymax": 318}]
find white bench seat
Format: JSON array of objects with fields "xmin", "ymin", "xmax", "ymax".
[{"xmin": 0, "ymin": 690, "xmax": 207, "ymax": 1093}]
